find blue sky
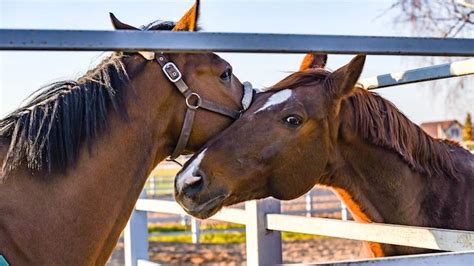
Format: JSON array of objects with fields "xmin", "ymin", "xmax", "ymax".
[{"xmin": 1, "ymin": 0, "xmax": 472, "ymax": 123}]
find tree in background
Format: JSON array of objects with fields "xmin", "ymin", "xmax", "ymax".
[
  {"xmin": 387, "ymin": 0, "xmax": 474, "ymax": 117},
  {"xmin": 388, "ymin": 0, "xmax": 473, "ymax": 37},
  {"xmin": 463, "ymin": 113, "xmax": 473, "ymax": 141}
]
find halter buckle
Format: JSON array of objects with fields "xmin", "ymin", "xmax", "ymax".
[
  {"xmin": 186, "ymin": 93, "xmax": 202, "ymax": 110},
  {"xmin": 162, "ymin": 62, "xmax": 182, "ymax": 83}
]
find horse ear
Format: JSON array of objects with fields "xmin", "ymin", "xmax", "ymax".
[
  {"xmin": 326, "ymin": 55, "xmax": 365, "ymax": 98},
  {"xmin": 173, "ymin": 0, "xmax": 200, "ymax": 32},
  {"xmin": 109, "ymin": 13, "xmax": 155, "ymax": 60},
  {"xmin": 299, "ymin": 53, "xmax": 327, "ymax": 71},
  {"xmin": 109, "ymin": 13, "xmax": 139, "ymax": 30}
]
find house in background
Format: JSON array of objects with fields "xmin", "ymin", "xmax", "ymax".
[{"xmin": 420, "ymin": 120, "xmax": 463, "ymax": 142}]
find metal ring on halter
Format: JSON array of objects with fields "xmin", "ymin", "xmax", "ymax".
[{"xmin": 185, "ymin": 93, "xmax": 202, "ymax": 110}]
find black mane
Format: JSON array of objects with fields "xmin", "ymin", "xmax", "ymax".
[
  {"xmin": 141, "ymin": 20, "xmax": 176, "ymax": 31},
  {"xmin": 0, "ymin": 55, "xmax": 129, "ymax": 180},
  {"xmin": 0, "ymin": 20, "xmax": 177, "ymax": 181}
]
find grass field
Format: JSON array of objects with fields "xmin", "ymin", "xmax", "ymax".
[
  {"xmin": 145, "ymin": 165, "xmax": 180, "ymax": 196},
  {"xmin": 148, "ymin": 223, "xmax": 324, "ymax": 244}
]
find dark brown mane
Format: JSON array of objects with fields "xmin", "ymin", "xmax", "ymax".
[
  {"xmin": 270, "ymin": 69, "xmax": 330, "ymax": 91},
  {"xmin": 348, "ymin": 88, "xmax": 460, "ymax": 180},
  {"xmin": 271, "ymin": 68, "xmax": 460, "ymax": 180}
]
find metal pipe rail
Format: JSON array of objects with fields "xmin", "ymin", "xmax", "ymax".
[
  {"xmin": 360, "ymin": 59, "xmax": 474, "ymax": 89},
  {"xmin": 1, "ymin": 29, "xmax": 474, "ymax": 56}
]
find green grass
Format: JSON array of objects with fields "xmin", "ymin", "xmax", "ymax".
[
  {"xmin": 148, "ymin": 223, "xmax": 323, "ymax": 244},
  {"xmin": 149, "ymin": 232, "xmax": 245, "ymax": 244},
  {"xmin": 148, "ymin": 224, "xmax": 188, "ymax": 233},
  {"xmin": 148, "ymin": 223, "xmax": 246, "ymax": 234},
  {"xmin": 144, "ymin": 175, "xmax": 174, "ymax": 196}
]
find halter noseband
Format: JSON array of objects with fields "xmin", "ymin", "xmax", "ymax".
[{"xmin": 155, "ymin": 53, "xmax": 254, "ymax": 160}]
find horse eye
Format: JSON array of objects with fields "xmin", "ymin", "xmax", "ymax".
[
  {"xmin": 220, "ymin": 68, "xmax": 232, "ymax": 81},
  {"xmin": 283, "ymin": 115, "xmax": 303, "ymax": 128}
]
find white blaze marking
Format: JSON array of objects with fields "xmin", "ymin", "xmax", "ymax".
[
  {"xmin": 177, "ymin": 148, "xmax": 207, "ymax": 192},
  {"xmin": 255, "ymin": 89, "xmax": 292, "ymax": 114}
]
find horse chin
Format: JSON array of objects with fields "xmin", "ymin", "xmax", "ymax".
[
  {"xmin": 268, "ymin": 189, "xmax": 302, "ymax": 201},
  {"xmin": 180, "ymin": 194, "xmax": 227, "ymax": 219}
]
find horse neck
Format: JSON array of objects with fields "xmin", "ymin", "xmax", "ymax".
[
  {"xmin": 0, "ymin": 63, "xmax": 180, "ymax": 264},
  {"xmin": 322, "ymin": 100, "xmax": 434, "ymax": 227},
  {"xmin": 319, "ymin": 96, "xmax": 474, "ymax": 257},
  {"xmin": 321, "ymin": 118, "xmax": 431, "ymax": 257},
  {"xmin": 323, "ymin": 122, "xmax": 474, "ymax": 256},
  {"xmin": 327, "ymin": 136, "xmax": 428, "ymax": 225}
]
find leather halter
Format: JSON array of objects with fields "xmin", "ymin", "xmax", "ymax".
[{"xmin": 155, "ymin": 53, "xmax": 254, "ymax": 160}]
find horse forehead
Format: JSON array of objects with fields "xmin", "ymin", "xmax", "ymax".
[
  {"xmin": 181, "ymin": 53, "xmax": 225, "ymax": 73},
  {"xmin": 255, "ymin": 89, "xmax": 293, "ymax": 114},
  {"xmin": 186, "ymin": 53, "xmax": 221, "ymax": 65}
]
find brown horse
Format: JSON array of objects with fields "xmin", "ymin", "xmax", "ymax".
[
  {"xmin": 0, "ymin": 1, "xmax": 254, "ymax": 264},
  {"xmin": 175, "ymin": 54, "xmax": 474, "ymax": 257}
]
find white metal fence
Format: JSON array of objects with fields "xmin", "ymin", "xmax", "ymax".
[{"xmin": 1, "ymin": 29, "xmax": 473, "ymax": 265}]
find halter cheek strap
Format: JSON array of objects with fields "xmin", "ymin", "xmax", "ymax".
[{"xmin": 155, "ymin": 53, "xmax": 254, "ymax": 160}]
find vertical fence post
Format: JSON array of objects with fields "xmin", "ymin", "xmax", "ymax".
[
  {"xmin": 124, "ymin": 191, "xmax": 149, "ymax": 266},
  {"xmin": 148, "ymin": 176, "xmax": 155, "ymax": 198},
  {"xmin": 305, "ymin": 190, "xmax": 314, "ymax": 217},
  {"xmin": 246, "ymin": 198, "xmax": 282, "ymax": 265},
  {"xmin": 180, "ymin": 215, "xmax": 189, "ymax": 226},
  {"xmin": 191, "ymin": 218, "xmax": 201, "ymax": 244},
  {"xmin": 341, "ymin": 202, "xmax": 348, "ymax": 221}
]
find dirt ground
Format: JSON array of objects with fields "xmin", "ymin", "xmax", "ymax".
[{"xmin": 108, "ymin": 238, "xmax": 363, "ymax": 265}]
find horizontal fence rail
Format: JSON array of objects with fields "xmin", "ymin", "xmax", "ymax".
[
  {"xmin": 129, "ymin": 197, "xmax": 474, "ymax": 265},
  {"xmin": 359, "ymin": 59, "xmax": 474, "ymax": 89},
  {"xmin": 1, "ymin": 29, "xmax": 474, "ymax": 56},
  {"xmin": 136, "ymin": 199, "xmax": 248, "ymax": 225},
  {"xmin": 266, "ymin": 214, "xmax": 474, "ymax": 252},
  {"xmin": 135, "ymin": 198, "xmax": 474, "ymax": 252},
  {"xmin": 325, "ymin": 251, "xmax": 474, "ymax": 266}
]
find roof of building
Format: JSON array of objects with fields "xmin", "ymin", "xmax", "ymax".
[{"xmin": 420, "ymin": 120, "xmax": 463, "ymax": 137}]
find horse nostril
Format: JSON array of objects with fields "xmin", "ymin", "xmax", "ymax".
[{"xmin": 182, "ymin": 174, "xmax": 204, "ymax": 198}]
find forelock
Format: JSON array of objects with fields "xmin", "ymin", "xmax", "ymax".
[{"xmin": 140, "ymin": 20, "xmax": 176, "ymax": 31}]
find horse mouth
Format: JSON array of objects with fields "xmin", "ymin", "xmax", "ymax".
[{"xmin": 180, "ymin": 194, "xmax": 227, "ymax": 219}]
